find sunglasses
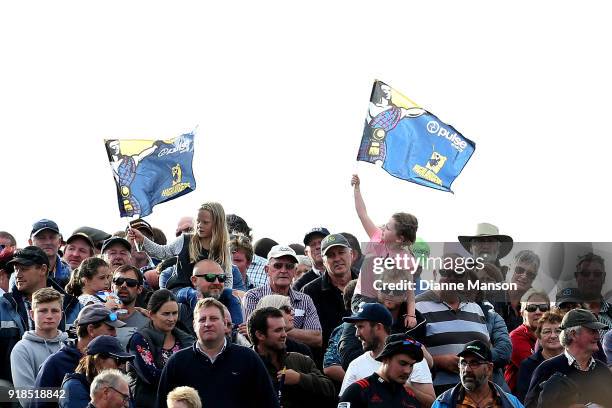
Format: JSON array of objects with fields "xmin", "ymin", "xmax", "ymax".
[
  {"xmin": 272, "ymin": 262, "xmax": 296, "ymax": 270},
  {"xmin": 194, "ymin": 273, "xmax": 227, "ymax": 283},
  {"xmin": 515, "ymin": 266, "xmax": 537, "ymax": 280},
  {"xmin": 113, "ymin": 277, "xmax": 139, "ymax": 288},
  {"xmin": 524, "ymin": 304, "xmax": 550, "ymax": 313},
  {"xmin": 577, "ymin": 270, "xmax": 605, "ymax": 278}
]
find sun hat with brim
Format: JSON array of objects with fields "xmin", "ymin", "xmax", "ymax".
[
  {"xmin": 86, "ymin": 335, "xmax": 135, "ymax": 360},
  {"xmin": 559, "ymin": 308, "xmax": 608, "ymax": 330},
  {"xmin": 458, "ymin": 223, "xmax": 513, "ymax": 259},
  {"xmin": 375, "ymin": 333, "xmax": 424, "ymax": 362}
]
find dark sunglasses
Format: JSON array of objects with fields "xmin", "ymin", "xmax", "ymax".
[
  {"xmin": 524, "ymin": 304, "xmax": 549, "ymax": 313},
  {"xmin": 113, "ymin": 277, "xmax": 139, "ymax": 288},
  {"xmin": 272, "ymin": 262, "xmax": 296, "ymax": 270},
  {"xmin": 195, "ymin": 273, "xmax": 227, "ymax": 283},
  {"xmin": 577, "ymin": 270, "xmax": 605, "ymax": 278},
  {"xmin": 515, "ymin": 266, "xmax": 537, "ymax": 280}
]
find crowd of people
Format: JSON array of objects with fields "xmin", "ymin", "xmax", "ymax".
[{"xmin": 1, "ymin": 174, "xmax": 612, "ymax": 408}]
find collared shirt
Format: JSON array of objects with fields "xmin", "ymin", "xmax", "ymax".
[
  {"xmin": 195, "ymin": 338, "xmax": 227, "ymax": 364},
  {"xmin": 242, "ymin": 284, "xmax": 322, "ymax": 331},
  {"xmin": 564, "ymin": 349, "xmax": 597, "ymax": 371},
  {"xmin": 246, "ymin": 254, "xmax": 268, "ymax": 288}
]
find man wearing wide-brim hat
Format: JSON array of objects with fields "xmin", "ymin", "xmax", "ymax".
[
  {"xmin": 458, "ymin": 222, "xmax": 513, "ymax": 278},
  {"xmin": 524, "ymin": 308, "xmax": 612, "ymax": 408}
]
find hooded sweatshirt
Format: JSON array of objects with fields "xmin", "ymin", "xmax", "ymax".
[{"xmin": 10, "ymin": 330, "xmax": 69, "ymax": 391}]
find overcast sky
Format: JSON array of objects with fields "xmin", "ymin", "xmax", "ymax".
[{"xmin": 1, "ymin": 1, "xmax": 611, "ymax": 253}]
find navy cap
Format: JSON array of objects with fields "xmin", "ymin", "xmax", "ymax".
[
  {"xmin": 101, "ymin": 236, "xmax": 132, "ymax": 253},
  {"xmin": 343, "ymin": 302, "xmax": 392, "ymax": 327},
  {"xmin": 458, "ymin": 340, "xmax": 493, "ymax": 362},
  {"xmin": 86, "ymin": 335, "xmax": 134, "ymax": 360},
  {"xmin": 76, "ymin": 304, "xmax": 126, "ymax": 328},
  {"xmin": 321, "ymin": 233, "xmax": 351, "ymax": 256},
  {"xmin": 556, "ymin": 287, "xmax": 583, "ymax": 305},
  {"xmin": 375, "ymin": 334, "xmax": 424, "ymax": 362},
  {"xmin": 7, "ymin": 246, "xmax": 49, "ymax": 267},
  {"xmin": 303, "ymin": 227, "xmax": 330, "ymax": 246},
  {"xmin": 66, "ymin": 232, "xmax": 95, "ymax": 249},
  {"xmin": 31, "ymin": 219, "xmax": 60, "ymax": 237}
]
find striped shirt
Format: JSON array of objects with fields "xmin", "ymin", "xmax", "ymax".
[
  {"xmin": 246, "ymin": 254, "xmax": 268, "ymax": 288},
  {"xmin": 416, "ymin": 290, "xmax": 490, "ymax": 387},
  {"xmin": 242, "ymin": 284, "xmax": 322, "ymax": 331}
]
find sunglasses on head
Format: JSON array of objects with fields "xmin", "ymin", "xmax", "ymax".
[
  {"xmin": 195, "ymin": 273, "xmax": 227, "ymax": 283},
  {"xmin": 113, "ymin": 277, "xmax": 139, "ymax": 288},
  {"xmin": 524, "ymin": 304, "xmax": 549, "ymax": 313}
]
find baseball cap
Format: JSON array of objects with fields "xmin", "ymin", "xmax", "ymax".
[
  {"xmin": 31, "ymin": 219, "xmax": 60, "ymax": 237},
  {"xmin": 343, "ymin": 302, "xmax": 392, "ymax": 327},
  {"xmin": 66, "ymin": 232, "xmax": 95, "ymax": 249},
  {"xmin": 303, "ymin": 227, "xmax": 330, "ymax": 246},
  {"xmin": 458, "ymin": 340, "xmax": 493, "ymax": 362},
  {"xmin": 73, "ymin": 226, "xmax": 112, "ymax": 246},
  {"xmin": 321, "ymin": 233, "xmax": 350, "ymax": 256},
  {"xmin": 375, "ymin": 333, "xmax": 424, "ymax": 362},
  {"xmin": 267, "ymin": 245, "xmax": 299, "ymax": 264},
  {"xmin": 555, "ymin": 287, "xmax": 583, "ymax": 305},
  {"xmin": 86, "ymin": 335, "xmax": 134, "ymax": 360},
  {"xmin": 559, "ymin": 308, "xmax": 608, "ymax": 330},
  {"xmin": 7, "ymin": 246, "xmax": 49, "ymax": 267},
  {"xmin": 101, "ymin": 236, "xmax": 132, "ymax": 253},
  {"xmin": 76, "ymin": 304, "xmax": 126, "ymax": 328}
]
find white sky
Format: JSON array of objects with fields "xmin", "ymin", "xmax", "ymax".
[{"xmin": 1, "ymin": 1, "xmax": 611, "ymax": 250}]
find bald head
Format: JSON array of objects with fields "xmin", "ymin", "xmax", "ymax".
[
  {"xmin": 193, "ymin": 259, "xmax": 224, "ymax": 276},
  {"xmin": 191, "ymin": 259, "xmax": 226, "ymax": 300}
]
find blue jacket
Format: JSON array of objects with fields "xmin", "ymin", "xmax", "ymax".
[
  {"xmin": 60, "ymin": 372, "xmax": 90, "ymax": 408},
  {"xmin": 432, "ymin": 382, "xmax": 524, "ymax": 408},
  {"xmin": 176, "ymin": 287, "xmax": 243, "ymax": 324},
  {"xmin": 481, "ymin": 302, "xmax": 512, "ymax": 392},
  {"xmin": 32, "ymin": 341, "xmax": 83, "ymax": 408},
  {"xmin": 0, "ymin": 278, "xmax": 81, "ymax": 383}
]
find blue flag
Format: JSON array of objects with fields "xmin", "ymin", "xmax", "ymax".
[
  {"xmin": 104, "ymin": 133, "xmax": 196, "ymax": 218},
  {"xmin": 357, "ymin": 80, "xmax": 475, "ymax": 192}
]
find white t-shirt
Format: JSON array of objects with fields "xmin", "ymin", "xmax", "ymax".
[{"xmin": 338, "ymin": 350, "xmax": 432, "ymax": 396}]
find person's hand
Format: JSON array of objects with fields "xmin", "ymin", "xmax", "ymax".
[
  {"xmin": 351, "ymin": 174, "xmax": 361, "ymax": 189},
  {"xmin": 278, "ymin": 369, "xmax": 301, "ymax": 385},
  {"xmin": 126, "ymin": 227, "xmax": 145, "ymax": 245},
  {"xmin": 404, "ymin": 314, "xmax": 417, "ymax": 329},
  {"xmin": 238, "ymin": 322, "xmax": 249, "ymax": 337},
  {"xmin": 436, "ymin": 354, "xmax": 460, "ymax": 373}
]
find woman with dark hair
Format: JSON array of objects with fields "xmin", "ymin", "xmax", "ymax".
[
  {"xmin": 64, "ymin": 257, "xmax": 112, "ymax": 307},
  {"xmin": 60, "ymin": 335, "xmax": 134, "ymax": 408},
  {"xmin": 127, "ymin": 289, "xmax": 194, "ymax": 407}
]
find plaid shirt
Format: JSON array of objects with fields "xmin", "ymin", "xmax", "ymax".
[
  {"xmin": 242, "ymin": 284, "xmax": 322, "ymax": 331},
  {"xmin": 597, "ymin": 301, "xmax": 612, "ymax": 338},
  {"xmin": 246, "ymin": 254, "xmax": 268, "ymax": 288}
]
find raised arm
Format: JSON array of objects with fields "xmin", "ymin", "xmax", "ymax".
[{"xmin": 351, "ymin": 174, "xmax": 378, "ymax": 238}]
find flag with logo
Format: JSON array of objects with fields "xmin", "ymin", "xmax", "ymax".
[
  {"xmin": 357, "ymin": 80, "xmax": 475, "ymax": 192},
  {"xmin": 104, "ymin": 132, "xmax": 196, "ymax": 217}
]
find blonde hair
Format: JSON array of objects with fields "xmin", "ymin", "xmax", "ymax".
[
  {"xmin": 256, "ymin": 294, "xmax": 291, "ymax": 310},
  {"xmin": 167, "ymin": 386, "xmax": 202, "ymax": 408},
  {"xmin": 189, "ymin": 202, "xmax": 232, "ymax": 275},
  {"xmin": 32, "ymin": 287, "xmax": 63, "ymax": 309}
]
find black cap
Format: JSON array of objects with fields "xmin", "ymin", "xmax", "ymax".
[
  {"xmin": 76, "ymin": 304, "xmax": 126, "ymax": 328},
  {"xmin": 343, "ymin": 302, "xmax": 392, "ymax": 327},
  {"xmin": 375, "ymin": 333, "xmax": 424, "ymax": 362},
  {"xmin": 101, "ymin": 236, "xmax": 132, "ymax": 253},
  {"xmin": 73, "ymin": 226, "xmax": 112, "ymax": 245},
  {"xmin": 458, "ymin": 340, "xmax": 493, "ymax": 362},
  {"xmin": 31, "ymin": 219, "xmax": 60, "ymax": 237},
  {"xmin": 559, "ymin": 308, "xmax": 608, "ymax": 330},
  {"xmin": 555, "ymin": 287, "xmax": 583, "ymax": 305},
  {"xmin": 86, "ymin": 335, "xmax": 134, "ymax": 360},
  {"xmin": 321, "ymin": 233, "xmax": 351, "ymax": 256},
  {"xmin": 303, "ymin": 227, "xmax": 330, "ymax": 246},
  {"xmin": 66, "ymin": 232, "xmax": 95, "ymax": 249},
  {"xmin": 7, "ymin": 246, "xmax": 49, "ymax": 267}
]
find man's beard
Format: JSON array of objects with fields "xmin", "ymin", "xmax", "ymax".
[
  {"xmin": 201, "ymin": 289, "xmax": 222, "ymax": 300},
  {"xmin": 117, "ymin": 292, "xmax": 136, "ymax": 305},
  {"xmin": 362, "ymin": 336, "xmax": 380, "ymax": 353},
  {"xmin": 461, "ymin": 372, "xmax": 487, "ymax": 391}
]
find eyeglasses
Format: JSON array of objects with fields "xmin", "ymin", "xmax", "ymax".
[
  {"xmin": 577, "ymin": 270, "xmax": 605, "ymax": 279},
  {"xmin": 459, "ymin": 360, "xmax": 489, "ymax": 369},
  {"xmin": 279, "ymin": 305, "xmax": 294, "ymax": 314},
  {"xmin": 194, "ymin": 273, "xmax": 227, "ymax": 283},
  {"xmin": 113, "ymin": 277, "xmax": 139, "ymax": 288},
  {"xmin": 524, "ymin": 304, "xmax": 550, "ymax": 313},
  {"xmin": 107, "ymin": 386, "xmax": 130, "ymax": 404},
  {"xmin": 272, "ymin": 262, "xmax": 296, "ymax": 270},
  {"xmin": 514, "ymin": 266, "xmax": 537, "ymax": 280}
]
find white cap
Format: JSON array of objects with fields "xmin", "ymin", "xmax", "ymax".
[{"xmin": 267, "ymin": 245, "xmax": 299, "ymax": 263}]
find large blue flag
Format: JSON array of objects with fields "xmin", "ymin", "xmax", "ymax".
[
  {"xmin": 104, "ymin": 132, "xmax": 196, "ymax": 217},
  {"xmin": 357, "ymin": 80, "xmax": 475, "ymax": 192}
]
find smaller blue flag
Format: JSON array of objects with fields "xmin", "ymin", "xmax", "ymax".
[
  {"xmin": 357, "ymin": 80, "xmax": 475, "ymax": 192},
  {"xmin": 104, "ymin": 133, "xmax": 196, "ymax": 218}
]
